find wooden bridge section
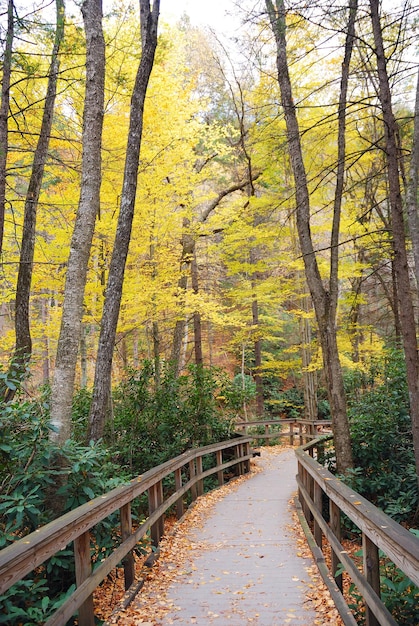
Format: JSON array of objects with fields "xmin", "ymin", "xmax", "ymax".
[{"xmin": 1, "ymin": 420, "xmax": 419, "ymax": 625}]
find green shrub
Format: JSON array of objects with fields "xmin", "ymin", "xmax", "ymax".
[
  {"xmin": 344, "ymin": 348, "xmax": 418, "ymax": 524},
  {"xmin": 109, "ymin": 362, "xmax": 234, "ymax": 474},
  {"xmin": 0, "ymin": 393, "xmax": 128, "ymax": 625}
]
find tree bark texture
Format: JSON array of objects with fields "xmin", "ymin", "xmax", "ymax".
[
  {"xmin": 88, "ymin": 0, "xmax": 160, "ymax": 441},
  {"xmin": 266, "ymin": 0, "xmax": 356, "ymax": 472},
  {"xmin": 370, "ymin": 0, "xmax": 419, "ymax": 487},
  {"xmin": 50, "ymin": 0, "xmax": 105, "ymax": 443}
]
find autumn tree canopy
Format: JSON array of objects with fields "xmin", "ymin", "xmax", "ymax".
[{"xmin": 0, "ymin": 0, "xmax": 418, "ymax": 465}]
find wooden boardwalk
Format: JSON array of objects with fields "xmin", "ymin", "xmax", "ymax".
[{"xmin": 112, "ymin": 447, "xmax": 324, "ymax": 625}]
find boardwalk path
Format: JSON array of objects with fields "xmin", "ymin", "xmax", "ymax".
[{"xmin": 114, "ymin": 447, "xmax": 326, "ymax": 625}]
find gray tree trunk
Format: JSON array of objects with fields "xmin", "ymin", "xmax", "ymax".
[
  {"xmin": 370, "ymin": 0, "xmax": 419, "ymax": 487},
  {"xmin": 406, "ymin": 67, "xmax": 419, "ymax": 290},
  {"xmin": 266, "ymin": 0, "xmax": 357, "ymax": 473},
  {"xmin": 4, "ymin": 0, "xmax": 64, "ymax": 402},
  {"xmin": 88, "ymin": 1, "xmax": 160, "ymax": 441},
  {"xmin": 0, "ymin": 0, "xmax": 13, "ymax": 256},
  {"xmin": 50, "ymin": 0, "xmax": 105, "ymax": 443}
]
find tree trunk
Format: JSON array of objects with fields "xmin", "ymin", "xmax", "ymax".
[
  {"xmin": 191, "ymin": 250, "xmax": 203, "ymax": 367},
  {"xmin": 88, "ymin": 1, "xmax": 160, "ymax": 441},
  {"xmin": 49, "ymin": 0, "xmax": 105, "ymax": 443},
  {"xmin": 0, "ymin": 0, "xmax": 13, "ymax": 256},
  {"xmin": 266, "ymin": 0, "xmax": 356, "ymax": 473},
  {"xmin": 370, "ymin": 0, "xmax": 419, "ymax": 487},
  {"xmin": 300, "ymin": 294, "xmax": 318, "ymax": 421},
  {"xmin": 3, "ymin": 0, "xmax": 64, "ymax": 402},
  {"xmin": 170, "ymin": 217, "xmax": 194, "ymax": 375},
  {"xmin": 406, "ymin": 67, "xmax": 419, "ymax": 290},
  {"xmin": 251, "ymin": 294, "xmax": 264, "ymax": 417}
]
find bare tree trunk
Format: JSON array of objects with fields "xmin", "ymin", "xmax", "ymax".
[
  {"xmin": 0, "ymin": 0, "xmax": 13, "ymax": 256},
  {"xmin": 170, "ymin": 217, "xmax": 194, "ymax": 374},
  {"xmin": 251, "ymin": 293, "xmax": 264, "ymax": 417},
  {"xmin": 80, "ymin": 324, "xmax": 88, "ymax": 388},
  {"xmin": 3, "ymin": 0, "xmax": 64, "ymax": 402},
  {"xmin": 41, "ymin": 297, "xmax": 50, "ymax": 384},
  {"xmin": 88, "ymin": 1, "xmax": 160, "ymax": 441},
  {"xmin": 266, "ymin": 0, "xmax": 356, "ymax": 472},
  {"xmin": 370, "ymin": 0, "xmax": 419, "ymax": 486},
  {"xmin": 152, "ymin": 321, "xmax": 160, "ymax": 387},
  {"xmin": 300, "ymin": 294, "xmax": 318, "ymax": 421},
  {"xmin": 191, "ymin": 250, "xmax": 203, "ymax": 367},
  {"xmin": 50, "ymin": 0, "xmax": 105, "ymax": 443},
  {"xmin": 406, "ymin": 67, "xmax": 419, "ymax": 290}
]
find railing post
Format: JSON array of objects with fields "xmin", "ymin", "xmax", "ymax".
[
  {"xmin": 148, "ymin": 480, "xmax": 164, "ymax": 548},
  {"xmin": 313, "ymin": 482, "xmax": 322, "ymax": 549},
  {"xmin": 196, "ymin": 455, "xmax": 204, "ymax": 496},
  {"xmin": 74, "ymin": 531, "xmax": 95, "ymax": 626},
  {"xmin": 329, "ymin": 500, "xmax": 342, "ymax": 591},
  {"xmin": 174, "ymin": 467, "xmax": 184, "ymax": 519},
  {"xmin": 189, "ymin": 459, "xmax": 197, "ymax": 501},
  {"xmin": 363, "ymin": 533, "xmax": 381, "ymax": 626},
  {"xmin": 244, "ymin": 440, "xmax": 250, "ymax": 472},
  {"xmin": 289, "ymin": 420, "xmax": 294, "ymax": 446},
  {"xmin": 299, "ymin": 422, "xmax": 303, "ymax": 445},
  {"xmin": 120, "ymin": 503, "xmax": 135, "ymax": 590},
  {"xmin": 316, "ymin": 438, "xmax": 325, "ymax": 465},
  {"xmin": 264, "ymin": 423, "xmax": 269, "ymax": 445},
  {"xmin": 236, "ymin": 443, "xmax": 243, "ymax": 475},
  {"xmin": 216, "ymin": 449, "xmax": 224, "ymax": 485},
  {"xmin": 297, "ymin": 458, "xmax": 304, "ymax": 508}
]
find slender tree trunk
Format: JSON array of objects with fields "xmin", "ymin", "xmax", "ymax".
[
  {"xmin": 88, "ymin": 1, "xmax": 160, "ymax": 441},
  {"xmin": 300, "ymin": 294, "xmax": 318, "ymax": 421},
  {"xmin": 406, "ymin": 67, "xmax": 419, "ymax": 290},
  {"xmin": 80, "ymin": 324, "xmax": 88, "ymax": 388},
  {"xmin": 370, "ymin": 0, "xmax": 419, "ymax": 486},
  {"xmin": 170, "ymin": 217, "xmax": 194, "ymax": 374},
  {"xmin": 152, "ymin": 321, "xmax": 160, "ymax": 387},
  {"xmin": 0, "ymin": 0, "xmax": 13, "ymax": 256},
  {"xmin": 41, "ymin": 297, "xmax": 50, "ymax": 384},
  {"xmin": 191, "ymin": 250, "xmax": 203, "ymax": 367},
  {"xmin": 3, "ymin": 0, "xmax": 64, "ymax": 402},
  {"xmin": 251, "ymin": 293, "xmax": 264, "ymax": 417},
  {"xmin": 266, "ymin": 0, "xmax": 356, "ymax": 472},
  {"xmin": 50, "ymin": 0, "xmax": 105, "ymax": 443}
]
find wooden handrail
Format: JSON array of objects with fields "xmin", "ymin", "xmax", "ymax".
[
  {"xmin": 296, "ymin": 437, "xmax": 419, "ymax": 626},
  {"xmin": 0, "ymin": 436, "xmax": 252, "ymax": 626}
]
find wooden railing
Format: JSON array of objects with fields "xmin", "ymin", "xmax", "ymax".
[
  {"xmin": 296, "ymin": 437, "xmax": 419, "ymax": 626},
  {"xmin": 235, "ymin": 417, "xmax": 332, "ymax": 445},
  {"xmin": 0, "ymin": 436, "xmax": 252, "ymax": 626}
]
